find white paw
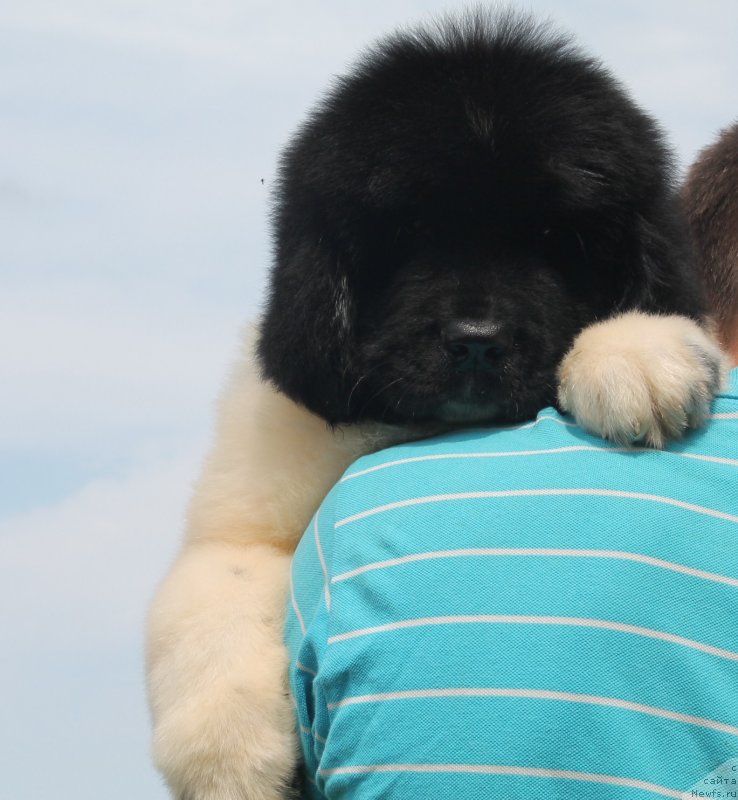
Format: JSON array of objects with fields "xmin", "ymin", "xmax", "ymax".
[
  {"xmin": 153, "ymin": 687, "xmax": 298, "ymax": 800},
  {"xmin": 147, "ymin": 543, "xmax": 299, "ymax": 800},
  {"xmin": 557, "ymin": 312, "xmax": 728, "ymax": 448}
]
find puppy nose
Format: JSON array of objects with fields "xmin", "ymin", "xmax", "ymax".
[{"xmin": 443, "ymin": 319, "xmax": 510, "ymax": 372}]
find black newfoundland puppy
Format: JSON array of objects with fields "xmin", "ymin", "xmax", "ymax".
[
  {"xmin": 147, "ymin": 12, "xmax": 725, "ymax": 800},
  {"xmin": 258, "ymin": 13, "xmax": 715, "ymax": 430}
]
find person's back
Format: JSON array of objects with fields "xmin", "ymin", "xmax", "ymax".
[{"xmin": 286, "ymin": 372, "xmax": 738, "ymax": 799}]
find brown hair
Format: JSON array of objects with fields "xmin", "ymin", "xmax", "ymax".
[{"xmin": 683, "ymin": 121, "xmax": 738, "ymax": 345}]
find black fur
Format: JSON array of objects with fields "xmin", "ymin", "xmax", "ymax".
[{"xmin": 258, "ymin": 10, "xmax": 704, "ymax": 425}]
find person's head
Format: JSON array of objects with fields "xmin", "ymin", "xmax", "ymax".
[{"xmin": 683, "ymin": 121, "xmax": 738, "ymax": 364}]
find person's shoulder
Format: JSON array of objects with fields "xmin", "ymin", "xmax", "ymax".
[
  {"xmin": 339, "ymin": 406, "xmax": 588, "ymax": 483},
  {"xmin": 678, "ymin": 367, "xmax": 738, "ymax": 460},
  {"xmin": 330, "ymin": 406, "xmax": 601, "ymax": 529}
]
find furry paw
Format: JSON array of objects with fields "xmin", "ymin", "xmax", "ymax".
[
  {"xmin": 148, "ymin": 543, "xmax": 299, "ymax": 800},
  {"xmin": 153, "ymin": 687, "xmax": 298, "ymax": 800},
  {"xmin": 557, "ymin": 312, "xmax": 728, "ymax": 447}
]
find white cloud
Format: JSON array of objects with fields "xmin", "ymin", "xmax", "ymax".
[
  {"xmin": 0, "ymin": 448, "xmax": 201, "ymax": 648},
  {"xmin": 0, "ymin": 448, "xmax": 202, "ymax": 799}
]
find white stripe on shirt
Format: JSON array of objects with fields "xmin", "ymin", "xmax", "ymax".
[
  {"xmin": 313, "ymin": 516, "xmax": 331, "ymax": 611},
  {"xmin": 330, "ymin": 547, "xmax": 738, "ymax": 587},
  {"xmin": 340, "ymin": 446, "xmax": 627, "ymax": 481},
  {"xmin": 289, "ymin": 567, "xmax": 307, "ymax": 635},
  {"xmin": 327, "ymin": 614, "xmax": 738, "ymax": 662},
  {"xmin": 326, "ymin": 687, "xmax": 738, "ymax": 737},
  {"xmin": 317, "ymin": 763, "xmax": 682, "ymax": 799},
  {"xmin": 334, "ymin": 489, "xmax": 738, "ymax": 528}
]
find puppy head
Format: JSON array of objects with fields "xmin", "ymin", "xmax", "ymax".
[{"xmin": 258, "ymin": 10, "xmax": 702, "ymax": 425}]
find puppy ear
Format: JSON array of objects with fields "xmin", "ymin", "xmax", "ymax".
[{"xmin": 256, "ymin": 230, "xmax": 359, "ymax": 424}]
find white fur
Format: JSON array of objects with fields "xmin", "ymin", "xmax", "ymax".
[
  {"xmin": 147, "ymin": 314, "xmax": 726, "ymax": 799},
  {"xmin": 146, "ymin": 337, "xmax": 405, "ymax": 799},
  {"xmin": 558, "ymin": 312, "xmax": 728, "ymax": 448}
]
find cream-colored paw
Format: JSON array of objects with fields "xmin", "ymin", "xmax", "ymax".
[
  {"xmin": 148, "ymin": 542, "xmax": 299, "ymax": 800},
  {"xmin": 557, "ymin": 312, "xmax": 728, "ymax": 448},
  {"xmin": 153, "ymin": 687, "xmax": 297, "ymax": 800}
]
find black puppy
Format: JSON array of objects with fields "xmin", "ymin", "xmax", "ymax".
[
  {"xmin": 259, "ymin": 11, "xmax": 708, "ymax": 431},
  {"xmin": 148, "ymin": 12, "xmax": 725, "ymax": 800}
]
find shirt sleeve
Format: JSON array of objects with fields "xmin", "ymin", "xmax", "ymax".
[{"xmin": 285, "ymin": 485, "xmax": 339, "ymax": 798}]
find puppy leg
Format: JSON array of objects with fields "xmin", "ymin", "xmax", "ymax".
[
  {"xmin": 146, "ymin": 347, "xmax": 373, "ymax": 799},
  {"xmin": 557, "ymin": 311, "xmax": 728, "ymax": 447},
  {"xmin": 148, "ymin": 541, "xmax": 297, "ymax": 800}
]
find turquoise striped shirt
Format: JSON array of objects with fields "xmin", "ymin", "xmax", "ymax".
[{"xmin": 286, "ymin": 368, "xmax": 738, "ymax": 800}]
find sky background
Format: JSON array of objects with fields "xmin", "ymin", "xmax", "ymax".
[{"xmin": 1, "ymin": 1, "xmax": 737, "ymax": 798}]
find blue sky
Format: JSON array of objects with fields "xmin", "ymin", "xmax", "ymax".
[{"xmin": 1, "ymin": 1, "xmax": 737, "ymax": 798}]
